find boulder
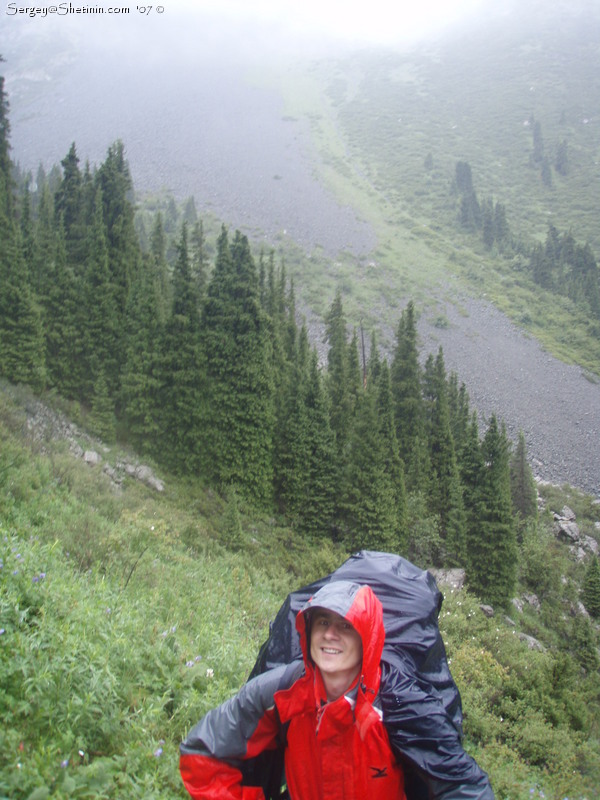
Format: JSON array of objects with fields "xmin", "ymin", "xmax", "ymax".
[
  {"xmin": 83, "ymin": 450, "xmax": 102, "ymax": 465},
  {"xmin": 480, "ymin": 604, "xmax": 495, "ymax": 618},
  {"xmin": 429, "ymin": 568, "xmax": 466, "ymax": 590},
  {"xmin": 555, "ymin": 519, "xmax": 580, "ymax": 543},
  {"xmin": 517, "ymin": 632, "xmax": 545, "ymax": 651}
]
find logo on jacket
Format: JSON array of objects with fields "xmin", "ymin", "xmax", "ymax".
[{"xmin": 369, "ymin": 766, "xmax": 388, "ymax": 779}]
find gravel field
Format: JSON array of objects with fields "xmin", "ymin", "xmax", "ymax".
[{"xmin": 419, "ymin": 296, "xmax": 600, "ymax": 497}]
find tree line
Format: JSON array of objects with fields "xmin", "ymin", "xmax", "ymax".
[
  {"xmin": 0, "ymin": 73, "xmax": 537, "ymax": 609},
  {"xmin": 453, "ymin": 160, "xmax": 600, "ymax": 326}
]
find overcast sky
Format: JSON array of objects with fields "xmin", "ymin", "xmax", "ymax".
[
  {"xmin": 3, "ymin": 0, "xmax": 492, "ymax": 54},
  {"xmin": 189, "ymin": 0, "xmax": 488, "ymax": 46}
]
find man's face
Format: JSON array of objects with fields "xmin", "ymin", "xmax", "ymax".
[{"xmin": 309, "ymin": 609, "xmax": 363, "ymax": 689}]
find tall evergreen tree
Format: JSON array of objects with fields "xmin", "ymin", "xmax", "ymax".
[
  {"xmin": 391, "ymin": 301, "xmax": 428, "ymax": 492},
  {"xmin": 467, "ymin": 415, "xmax": 517, "ymax": 608},
  {"xmin": 325, "ymin": 291, "xmax": 354, "ymax": 457},
  {"xmin": 0, "ymin": 67, "xmax": 13, "ymax": 218},
  {"xmin": 149, "ymin": 212, "xmax": 171, "ymax": 322},
  {"xmin": 82, "ymin": 187, "xmax": 119, "ymax": 401},
  {"xmin": 0, "ymin": 82, "xmax": 45, "ymax": 393},
  {"xmin": 425, "ymin": 348, "xmax": 466, "ymax": 565},
  {"xmin": 510, "ymin": 430, "xmax": 538, "ymax": 527},
  {"xmin": 159, "ymin": 222, "xmax": 205, "ymax": 473},
  {"xmin": 0, "ymin": 229, "xmax": 46, "ymax": 392},
  {"xmin": 120, "ymin": 251, "xmax": 164, "ymax": 454},
  {"xmin": 582, "ymin": 557, "xmax": 600, "ymax": 620},
  {"xmin": 43, "ymin": 220, "xmax": 83, "ymax": 397},
  {"xmin": 54, "ymin": 143, "xmax": 86, "ymax": 268},
  {"xmin": 341, "ymin": 384, "xmax": 397, "ymax": 552},
  {"xmin": 299, "ymin": 347, "xmax": 337, "ymax": 538},
  {"xmin": 376, "ymin": 359, "xmax": 407, "ymax": 549},
  {"xmin": 202, "ymin": 228, "xmax": 274, "ymax": 506}
]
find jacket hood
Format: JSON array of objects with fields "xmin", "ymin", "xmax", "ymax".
[{"xmin": 296, "ymin": 580, "xmax": 385, "ymax": 702}]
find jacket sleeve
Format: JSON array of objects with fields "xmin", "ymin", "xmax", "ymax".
[
  {"xmin": 379, "ymin": 664, "xmax": 495, "ymax": 800},
  {"xmin": 180, "ymin": 663, "xmax": 300, "ymax": 800}
]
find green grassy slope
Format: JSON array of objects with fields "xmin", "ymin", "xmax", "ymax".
[{"xmin": 1, "ymin": 383, "xmax": 599, "ymax": 799}]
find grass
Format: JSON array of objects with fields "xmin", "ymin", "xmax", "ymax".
[{"xmin": 1, "ymin": 382, "xmax": 600, "ymax": 799}]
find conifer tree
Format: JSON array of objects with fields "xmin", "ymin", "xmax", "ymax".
[
  {"xmin": 376, "ymin": 359, "xmax": 407, "ymax": 548},
  {"xmin": 0, "ymin": 233, "xmax": 46, "ymax": 392},
  {"xmin": 341, "ymin": 384, "xmax": 397, "ymax": 552},
  {"xmin": 425, "ymin": 348, "xmax": 466, "ymax": 565},
  {"xmin": 120, "ymin": 251, "xmax": 164, "ymax": 453},
  {"xmin": 325, "ymin": 291, "xmax": 353, "ymax": 456},
  {"xmin": 54, "ymin": 143, "xmax": 86, "ymax": 268},
  {"xmin": 0, "ymin": 104, "xmax": 45, "ymax": 395},
  {"xmin": 202, "ymin": 228, "xmax": 274, "ymax": 506},
  {"xmin": 89, "ymin": 368, "xmax": 116, "ymax": 443},
  {"xmin": 0, "ymin": 68, "xmax": 13, "ymax": 218},
  {"xmin": 467, "ymin": 415, "xmax": 517, "ymax": 608},
  {"xmin": 189, "ymin": 218, "xmax": 208, "ymax": 299},
  {"xmin": 510, "ymin": 430, "xmax": 538, "ymax": 526},
  {"xmin": 582, "ymin": 557, "xmax": 600, "ymax": 620},
  {"xmin": 149, "ymin": 213, "xmax": 171, "ymax": 322},
  {"xmin": 82, "ymin": 187, "xmax": 119, "ymax": 400},
  {"xmin": 297, "ymin": 346, "xmax": 336, "ymax": 538},
  {"xmin": 31, "ymin": 184, "xmax": 56, "ymax": 299},
  {"xmin": 391, "ymin": 301, "xmax": 428, "ymax": 492},
  {"xmin": 159, "ymin": 222, "xmax": 205, "ymax": 473},
  {"xmin": 43, "ymin": 220, "xmax": 83, "ymax": 397},
  {"xmin": 95, "ymin": 140, "xmax": 140, "ymax": 315},
  {"xmin": 460, "ymin": 412, "xmax": 485, "ymax": 539}
]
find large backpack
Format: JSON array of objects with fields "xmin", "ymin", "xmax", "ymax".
[{"xmin": 242, "ymin": 550, "xmax": 464, "ymax": 799}]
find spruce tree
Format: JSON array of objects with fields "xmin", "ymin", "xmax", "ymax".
[
  {"xmin": 120, "ymin": 251, "xmax": 164, "ymax": 454},
  {"xmin": 510, "ymin": 430, "xmax": 538, "ymax": 526},
  {"xmin": 341, "ymin": 384, "xmax": 397, "ymax": 552},
  {"xmin": 467, "ymin": 416, "xmax": 518, "ymax": 609},
  {"xmin": 82, "ymin": 187, "xmax": 119, "ymax": 401},
  {"xmin": 425, "ymin": 348, "xmax": 466, "ymax": 566},
  {"xmin": 0, "ymin": 68, "xmax": 13, "ymax": 218},
  {"xmin": 376, "ymin": 360, "xmax": 408, "ymax": 550},
  {"xmin": 297, "ymin": 347, "xmax": 336, "ymax": 538},
  {"xmin": 89, "ymin": 368, "xmax": 116, "ymax": 443},
  {"xmin": 159, "ymin": 222, "xmax": 205, "ymax": 473},
  {"xmin": 325, "ymin": 291, "xmax": 354, "ymax": 456},
  {"xmin": 149, "ymin": 213, "xmax": 171, "ymax": 322},
  {"xmin": 391, "ymin": 301, "xmax": 429, "ymax": 492},
  {"xmin": 43, "ymin": 221, "xmax": 83, "ymax": 397},
  {"xmin": 582, "ymin": 557, "xmax": 600, "ymax": 620},
  {"xmin": 202, "ymin": 228, "xmax": 274, "ymax": 507},
  {"xmin": 54, "ymin": 143, "xmax": 86, "ymax": 268}
]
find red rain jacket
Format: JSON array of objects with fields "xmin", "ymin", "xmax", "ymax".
[{"xmin": 180, "ymin": 581, "xmax": 406, "ymax": 800}]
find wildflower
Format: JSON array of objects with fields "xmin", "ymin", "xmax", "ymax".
[
  {"xmin": 32, "ymin": 576, "xmax": 39, "ymax": 583},
  {"xmin": 39, "ymin": 572, "xmax": 46, "ymax": 579},
  {"xmin": 61, "ymin": 759, "xmax": 69, "ymax": 768},
  {"xmin": 186, "ymin": 660, "xmax": 194, "ymax": 668},
  {"xmin": 206, "ymin": 668, "xmax": 214, "ymax": 678},
  {"xmin": 0, "ymin": 629, "xmax": 5, "ymax": 635},
  {"xmin": 154, "ymin": 747, "xmax": 163, "ymax": 758},
  {"xmin": 195, "ymin": 655, "xmax": 203, "ymax": 662}
]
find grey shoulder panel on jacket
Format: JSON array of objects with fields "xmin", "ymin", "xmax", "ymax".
[{"xmin": 180, "ymin": 660, "xmax": 304, "ymax": 759}]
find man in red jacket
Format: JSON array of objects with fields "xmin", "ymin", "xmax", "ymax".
[{"xmin": 180, "ymin": 580, "xmax": 494, "ymax": 800}]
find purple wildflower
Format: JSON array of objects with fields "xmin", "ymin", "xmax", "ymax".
[{"xmin": 154, "ymin": 747, "xmax": 163, "ymax": 758}]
